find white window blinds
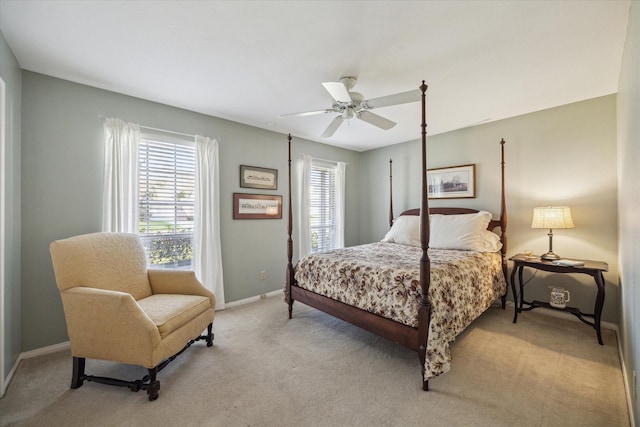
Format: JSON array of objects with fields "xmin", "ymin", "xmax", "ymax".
[
  {"xmin": 309, "ymin": 163, "xmax": 337, "ymax": 252},
  {"xmin": 138, "ymin": 137, "xmax": 195, "ymax": 268}
]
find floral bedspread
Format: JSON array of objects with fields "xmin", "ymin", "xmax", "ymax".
[{"xmin": 293, "ymin": 242, "xmax": 506, "ymax": 380}]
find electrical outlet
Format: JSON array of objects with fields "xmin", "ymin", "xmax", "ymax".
[{"xmin": 260, "ymin": 271, "xmax": 266, "ymax": 281}]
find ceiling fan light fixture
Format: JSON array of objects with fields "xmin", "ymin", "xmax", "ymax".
[{"xmin": 344, "ymin": 107, "xmax": 355, "ymax": 119}]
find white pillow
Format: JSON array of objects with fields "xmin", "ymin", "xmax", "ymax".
[
  {"xmin": 382, "ymin": 211, "xmax": 502, "ymax": 252},
  {"xmin": 382, "ymin": 215, "xmax": 420, "ymax": 246},
  {"xmin": 429, "ymin": 211, "xmax": 496, "ymax": 251},
  {"xmin": 477, "ymin": 229, "xmax": 503, "ymax": 252}
]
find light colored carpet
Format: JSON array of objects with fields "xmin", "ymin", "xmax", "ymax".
[{"xmin": 0, "ymin": 295, "xmax": 629, "ymax": 426}]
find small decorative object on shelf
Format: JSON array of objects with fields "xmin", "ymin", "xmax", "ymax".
[{"xmin": 549, "ymin": 287, "xmax": 571, "ymax": 308}]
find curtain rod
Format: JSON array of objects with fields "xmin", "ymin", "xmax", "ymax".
[
  {"xmin": 299, "ymin": 154, "xmax": 348, "ymax": 166},
  {"xmin": 139, "ymin": 124, "xmax": 195, "ymax": 139},
  {"xmin": 98, "ymin": 115, "xmax": 196, "ymax": 139}
]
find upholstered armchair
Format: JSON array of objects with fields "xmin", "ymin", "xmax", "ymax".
[{"xmin": 50, "ymin": 232, "xmax": 215, "ymax": 401}]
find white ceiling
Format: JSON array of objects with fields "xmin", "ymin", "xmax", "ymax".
[{"xmin": 0, "ymin": 1, "xmax": 631, "ymax": 151}]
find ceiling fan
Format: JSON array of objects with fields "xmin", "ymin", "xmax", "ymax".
[{"xmin": 281, "ymin": 76, "xmax": 421, "ymax": 138}]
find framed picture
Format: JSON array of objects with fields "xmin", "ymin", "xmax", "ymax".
[
  {"xmin": 233, "ymin": 193, "xmax": 282, "ymax": 219},
  {"xmin": 427, "ymin": 164, "xmax": 476, "ymax": 199},
  {"xmin": 240, "ymin": 165, "xmax": 278, "ymax": 190}
]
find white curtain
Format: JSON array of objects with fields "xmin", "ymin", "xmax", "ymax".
[
  {"xmin": 102, "ymin": 118, "xmax": 140, "ymax": 233},
  {"xmin": 194, "ymin": 135, "xmax": 225, "ymax": 309},
  {"xmin": 335, "ymin": 161, "xmax": 347, "ymax": 249},
  {"xmin": 298, "ymin": 154, "xmax": 313, "ymax": 257}
]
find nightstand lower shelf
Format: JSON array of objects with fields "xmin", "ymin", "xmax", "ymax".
[{"xmin": 520, "ymin": 299, "xmax": 598, "ymax": 330}]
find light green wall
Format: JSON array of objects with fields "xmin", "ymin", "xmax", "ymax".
[
  {"xmin": 0, "ymin": 29, "xmax": 22, "ymax": 389},
  {"xmin": 360, "ymin": 95, "xmax": 619, "ymax": 324},
  {"xmin": 20, "ymin": 71, "xmax": 360, "ymax": 351},
  {"xmin": 617, "ymin": 1, "xmax": 639, "ymax": 421},
  {"xmin": 10, "ymin": 20, "xmax": 633, "ymax": 380}
]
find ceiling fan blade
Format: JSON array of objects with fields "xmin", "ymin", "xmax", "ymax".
[
  {"xmin": 365, "ymin": 89, "xmax": 421, "ymax": 109},
  {"xmin": 322, "ymin": 81, "xmax": 352, "ymax": 103},
  {"xmin": 357, "ymin": 110, "xmax": 396, "ymax": 130},
  {"xmin": 279, "ymin": 109, "xmax": 333, "ymax": 117},
  {"xmin": 320, "ymin": 116, "xmax": 344, "ymax": 138}
]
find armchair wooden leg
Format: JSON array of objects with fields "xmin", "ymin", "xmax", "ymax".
[
  {"xmin": 67, "ymin": 326, "xmax": 212, "ymax": 400},
  {"xmin": 71, "ymin": 357, "xmax": 85, "ymax": 389},
  {"xmin": 206, "ymin": 323, "xmax": 214, "ymax": 347},
  {"xmin": 146, "ymin": 367, "xmax": 160, "ymax": 401}
]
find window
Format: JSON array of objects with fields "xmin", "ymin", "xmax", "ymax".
[
  {"xmin": 309, "ymin": 162, "xmax": 337, "ymax": 253},
  {"xmin": 138, "ymin": 136, "xmax": 195, "ymax": 268},
  {"xmin": 299, "ymin": 155, "xmax": 345, "ymax": 257}
]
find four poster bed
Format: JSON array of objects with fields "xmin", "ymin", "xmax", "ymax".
[{"xmin": 284, "ymin": 82, "xmax": 508, "ymax": 390}]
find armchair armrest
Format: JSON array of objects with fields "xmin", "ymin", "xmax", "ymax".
[
  {"xmin": 60, "ymin": 287, "xmax": 162, "ymax": 366},
  {"xmin": 147, "ymin": 269, "xmax": 216, "ymax": 308}
]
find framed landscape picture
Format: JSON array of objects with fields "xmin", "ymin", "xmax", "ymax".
[
  {"xmin": 427, "ymin": 164, "xmax": 476, "ymax": 199},
  {"xmin": 240, "ymin": 165, "xmax": 278, "ymax": 190},
  {"xmin": 233, "ymin": 193, "xmax": 282, "ymax": 219}
]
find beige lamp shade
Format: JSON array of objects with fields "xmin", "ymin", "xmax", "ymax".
[
  {"xmin": 531, "ymin": 206, "xmax": 575, "ymax": 229},
  {"xmin": 531, "ymin": 206, "xmax": 574, "ymax": 260}
]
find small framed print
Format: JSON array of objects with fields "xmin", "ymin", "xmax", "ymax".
[
  {"xmin": 233, "ymin": 193, "xmax": 282, "ymax": 219},
  {"xmin": 240, "ymin": 165, "xmax": 278, "ymax": 190},
  {"xmin": 427, "ymin": 164, "xmax": 476, "ymax": 199}
]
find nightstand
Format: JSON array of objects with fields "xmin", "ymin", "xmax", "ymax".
[{"xmin": 509, "ymin": 254, "xmax": 608, "ymax": 345}]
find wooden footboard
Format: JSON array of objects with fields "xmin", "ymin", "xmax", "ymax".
[{"xmin": 291, "ymin": 286, "xmax": 421, "ymax": 351}]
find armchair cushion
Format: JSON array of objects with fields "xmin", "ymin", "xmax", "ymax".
[{"xmin": 137, "ymin": 294, "xmax": 212, "ymax": 339}]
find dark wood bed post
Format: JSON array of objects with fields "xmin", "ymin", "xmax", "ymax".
[
  {"xmin": 389, "ymin": 159, "xmax": 394, "ymax": 228},
  {"xmin": 499, "ymin": 138, "xmax": 508, "ymax": 308},
  {"xmin": 417, "ymin": 81, "xmax": 431, "ymax": 391},
  {"xmin": 286, "ymin": 133, "xmax": 294, "ymax": 319}
]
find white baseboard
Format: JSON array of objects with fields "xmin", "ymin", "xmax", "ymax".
[
  {"xmin": 2, "ymin": 358, "xmax": 17, "ymax": 397},
  {"xmin": 223, "ymin": 289, "xmax": 283, "ymax": 309},
  {"xmin": 618, "ymin": 333, "xmax": 636, "ymax": 427},
  {"xmin": 2, "ymin": 341, "xmax": 71, "ymax": 396},
  {"xmin": 20, "ymin": 341, "xmax": 70, "ymax": 360}
]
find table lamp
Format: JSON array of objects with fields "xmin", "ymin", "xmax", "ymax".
[{"xmin": 531, "ymin": 206, "xmax": 575, "ymax": 260}]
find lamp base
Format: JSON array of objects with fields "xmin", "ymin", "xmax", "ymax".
[{"xmin": 540, "ymin": 251, "xmax": 561, "ymax": 261}]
